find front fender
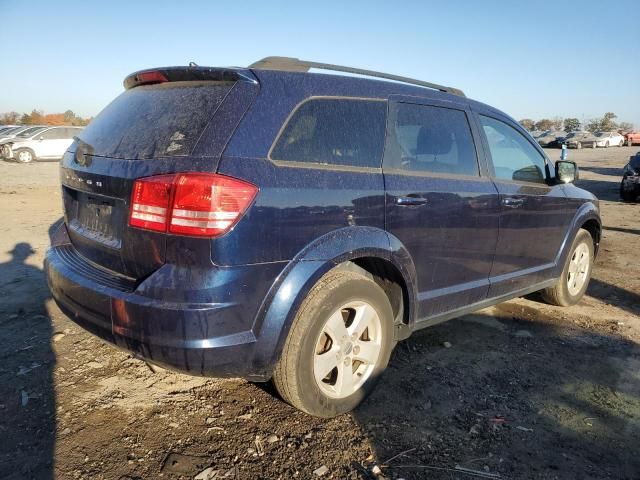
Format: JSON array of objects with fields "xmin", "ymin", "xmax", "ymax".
[
  {"xmin": 250, "ymin": 226, "xmax": 417, "ymax": 379},
  {"xmin": 553, "ymin": 200, "xmax": 601, "ymax": 276}
]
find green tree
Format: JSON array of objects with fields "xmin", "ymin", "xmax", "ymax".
[
  {"xmin": 550, "ymin": 117, "xmax": 564, "ymax": 130},
  {"xmin": 535, "ymin": 119, "xmax": 555, "ymax": 131},
  {"xmin": 519, "ymin": 119, "xmax": 535, "ymax": 131},
  {"xmin": 20, "ymin": 112, "xmax": 31, "ymax": 125},
  {"xmin": 586, "ymin": 112, "xmax": 618, "ymax": 133},
  {"xmin": 563, "ymin": 118, "xmax": 580, "ymax": 132},
  {"xmin": 63, "ymin": 110, "xmax": 76, "ymax": 124}
]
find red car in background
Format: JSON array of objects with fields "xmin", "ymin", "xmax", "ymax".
[{"xmin": 625, "ymin": 132, "xmax": 640, "ymax": 146}]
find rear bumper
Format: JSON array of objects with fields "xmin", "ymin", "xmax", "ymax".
[{"xmin": 45, "ymin": 241, "xmax": 286, "ymax": 380}]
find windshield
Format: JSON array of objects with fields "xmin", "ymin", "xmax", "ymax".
[
  {"xmin": 0, "ymin": 127, "xmax": 21, "ymax": 136},
  {"xmin": 77, "ymin": 81, "xmax": 234, "ymax": 159},
  {"xmin": 17, "ymin": 127, "xmax": 46, "ymax": 138}
]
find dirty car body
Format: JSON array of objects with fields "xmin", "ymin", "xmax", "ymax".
[{"xmin": 46, "ymin": 60, "xmax": 601, "ymax": 385}]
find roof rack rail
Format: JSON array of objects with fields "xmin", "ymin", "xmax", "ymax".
[{"xmin": 249, "ymin": 56, "xmax": 465, "ymax": 97}]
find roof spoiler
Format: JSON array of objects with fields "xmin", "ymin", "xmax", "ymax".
[
  {"xmin": 123, "ymin": 66, "xmax": 257, "ymax": 90},
  {"xmin": 249, "ymin": 56, "xmax": 465, "ymax": 97}
]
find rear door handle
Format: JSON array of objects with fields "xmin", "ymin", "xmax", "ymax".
[
  {"xmin": 502, "ymin": 197, "xmax": 525, "ymax": 208},
  {"xmin": 396, "ymin": 195, "xmax": 428, "ymax": 206}
]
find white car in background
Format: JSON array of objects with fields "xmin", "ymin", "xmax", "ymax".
[
  {"xmin": 0, "ymin": 126, "xmax": 48, "ymax": 147},
  {"xmin": 2, "ymin": 126, "xmax": 84, "ymax": 163},
  {"xmin": 594, "ymin": 131, "xmax": 625, "ymax": 148}
]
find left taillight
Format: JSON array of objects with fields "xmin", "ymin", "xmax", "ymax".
[{"xmin": 129, "ymin": 173, "xmax": 258, "ymax": 237}]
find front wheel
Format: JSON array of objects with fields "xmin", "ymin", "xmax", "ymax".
[
  {"xmin": 15, "ymin": 148, "xmax": 35, "ymax": 163},
  {"xmin": 541, "ymin": 229, "xmax": 594, "ymax": 306},
  {"xmin": 619, "ymin": 140, "xmax": 624, "ymax": 147},
  {"xmin": 272, "ymin": 269, "xmax": 394, "ymax": 417},
  {"xmin": 620, "ymin": 181, "xmax": 637, "ymax": 202}
]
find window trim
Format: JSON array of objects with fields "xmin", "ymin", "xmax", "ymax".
[
  {"xmin": 476, "ymin": 112, "xmax": 551, "ymax": 186},
  {"xmin": 383, "ymin": 100, "xmax": 483, "ymax": 179},
  {"xmin": 267, "ymin": 95, "xmax": 387, "ymax": 172}
]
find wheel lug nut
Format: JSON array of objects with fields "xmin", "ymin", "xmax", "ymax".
[{"xmin": 353, "ymin": 345, "xmax": 360, "ymax": 355}]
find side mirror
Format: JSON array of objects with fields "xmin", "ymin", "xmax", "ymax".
[{"xmin": 556, "ymin": 160, "xmax": 578, "ymax": 183}]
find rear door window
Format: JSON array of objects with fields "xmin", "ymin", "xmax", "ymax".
[
  {"xmin": 270, "ymin": 98, "xmax": 387, "ymax": 168},
  {"xmin": 76, "ymin": 81, "xmax": 234, "ymax": 159},
  {"xmin": 385, "ymin": 103, "xmax": 479, "ymax": 176}
]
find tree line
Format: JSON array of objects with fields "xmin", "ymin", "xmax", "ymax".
[
  {"xmin": 519, "ymin": 112, "xmax": 633, "ymax": 134},
  {"xmin": 0, "ymin": 109, "xmax": 92, "ymax": 127}
]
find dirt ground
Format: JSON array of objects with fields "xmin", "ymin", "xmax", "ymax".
[{"xmin": 0, "ymin": 146, "xmax": 639, "ymax": 480}]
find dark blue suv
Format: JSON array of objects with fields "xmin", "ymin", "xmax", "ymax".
[{"xmin": 46, "ymin": 57, "xmax": 601, "ymax": 417}]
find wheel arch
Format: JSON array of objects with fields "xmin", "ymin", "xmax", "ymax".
[
  {"xmin": 250, "ymin": 226, "xmax": 418, "ymax": 379},
  {"xmin": 553, "ymin": 202, "xmax": 601, "ymax": 277}
]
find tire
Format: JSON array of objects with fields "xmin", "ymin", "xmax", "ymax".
[
  {"xmin": 577, "ymin": 142, "xmax": 582, "ymax": 149},
  {"xmin": 605, "ymin": 141, "xmax": 610, "ymax": 148},
  {"xmin": 619, "ymin": 140, "xmax": 624, "ymax": 147},
  {"xmin": 620, "ymin": 181, "xmax": 637, "ymax": 202},
  {"xmin": 15, "ymin": 148, "xmax": 35, "ymax": 163},
  {"xmin": 541, "ymin": 229, "xmax": 594, "ymax": 307},
  {"xmin": 592, "ymin": 142, "xmax": 597, "ymax": 149},
  {"xmin": 272, "ymin": 269, "xmax": 394, "ymax": 417}
]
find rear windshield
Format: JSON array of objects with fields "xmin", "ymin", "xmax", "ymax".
[{"xmin": 77, "ymin": 81, "xmax": 234, "ymax": 159}]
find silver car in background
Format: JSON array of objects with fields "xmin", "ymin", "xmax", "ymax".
[{"xmin": 2, "ymin": 126, "xmax": 83, "ymax": 163}]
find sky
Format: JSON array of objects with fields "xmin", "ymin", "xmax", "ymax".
[{"xmin": 1, "ymin": 0, "xmax": 638, "ymax": 127}]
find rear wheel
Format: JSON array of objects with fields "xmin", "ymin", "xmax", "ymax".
[
  {"xmin": 272, "ymin": 269, "xmax": 394, "ymax": 417},
  {"xmin": 15, "ymin": 148, "xmax": 35, "ymax": 163},
  {"xmin": 541, "ymin": 229, "xmax": 594, "ymax": 306}
]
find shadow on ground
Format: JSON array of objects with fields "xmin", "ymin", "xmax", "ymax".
[
  {"xmin": 351, "ymin": 304, "xmax": 640, "ymax": 479},
  {"xmin": 0, "ymin": 242, "xmax": 55, "ymax": 479}
]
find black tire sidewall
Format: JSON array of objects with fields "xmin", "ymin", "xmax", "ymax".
[{"xmin": 293, "ymin": 275, "xmax": 394, "ymax": 417}]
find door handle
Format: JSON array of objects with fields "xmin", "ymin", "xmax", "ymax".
[
  {"xmin": 396, "ymin": 195, "xmax": 428, "ymax": 206},
  {"xmin": 502, "ymin": 197, "xmax": 525, "ymax": 208}
]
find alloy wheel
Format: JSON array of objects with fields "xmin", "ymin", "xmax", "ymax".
[
  {"xmin": 567, "ymin": 242, "xmax": 590, "ymax": 296},
  {"xmin": 313, "ymin": 300, "xmax": 382, "ymax": 399}
]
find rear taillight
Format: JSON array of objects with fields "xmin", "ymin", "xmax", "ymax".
[{"xmin": 129, "ymin": 173, "xmax": 258, "ymax": 237}]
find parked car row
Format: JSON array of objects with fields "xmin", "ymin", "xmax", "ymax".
[
  {"xmin": 0, "ymin": 124, "xmax": 83, "ymax": 162},
  {"xmin": 532, "ymin": 130, "xmax": 626, "ymax": 149}
]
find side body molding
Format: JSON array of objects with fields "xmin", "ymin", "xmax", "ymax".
[{"xmin": 249, "ymin": 226, "xmax": 418, "ymax": 379}]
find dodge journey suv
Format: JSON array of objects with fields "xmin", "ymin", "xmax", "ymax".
[{"xmin": 46, "ymin": 57, "xmax": 601, "ymax": 417}]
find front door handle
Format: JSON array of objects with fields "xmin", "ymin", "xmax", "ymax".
[
  {"xmin": 396, "ymin": 195, "xmax": 428, "ymax": 206},
  {"xmin": 502, "ymin": 197, "xmax": 525, "ymax": 208}
]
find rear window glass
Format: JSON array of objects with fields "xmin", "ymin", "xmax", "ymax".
[
  {"xmin": 270, "ymin": 98, "xmax": 386, "ymax": 168},
  {"xmin": 76, "ymin": 81, "xmax": 233, "ymax": 159},
  {"xmin": 385, "ymin": 103, "xmax": 478, "ymax": 176}
]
